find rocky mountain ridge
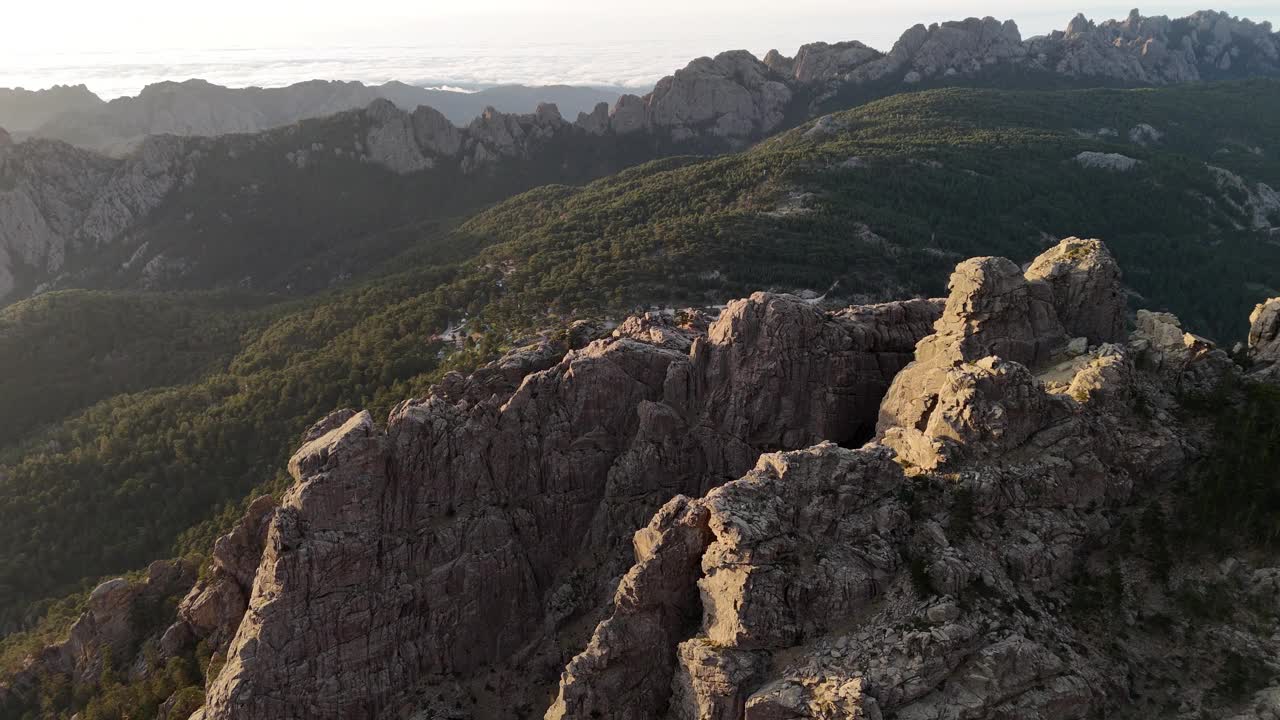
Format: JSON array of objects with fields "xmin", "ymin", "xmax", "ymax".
[
  {"xmin": 7, "ymin": 238, "xmax": 1277, "ymax": 719},
  {"xmin": 1, "ymin": 8, "xmax": 1277, "ymax": 309},
  {"xmin": 0, "ymin": 85, "xmax": 102, "ymax": 135},
  {"xmin": 5, "ymin": 8, "xmax": 1277, "ymax": 157},
  {"xmin": 0, "ymin": 81, "xmax": 623, "ymax": 154},
  {"xmin": 0, "ymin": 98, "xmax": 631, "ymax": 303}
]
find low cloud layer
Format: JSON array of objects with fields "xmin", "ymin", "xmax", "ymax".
[{"xmin": 1, "ymin": 42, "xmax": 728, "ymax": 99}]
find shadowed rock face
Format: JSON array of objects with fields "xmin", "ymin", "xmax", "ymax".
[
  {"xmin": 547, "ymin": 237, "xmax": 1268, "ymax": 720},
  {"xmin": 196, "ymin": 294, "xmax": 940, "ymax": 720}
]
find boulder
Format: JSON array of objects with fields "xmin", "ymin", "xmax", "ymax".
[
  {"xmin": 1024, "ymin": 237, "xmax": 1126, "ymax": 344},
  {"xmin": 1074, "ymin": 151, "xmax": 1139, "ymax": 171},
  {"xmin": 1248, "ymin": 297, "xmax": 1280, "ymax": 378}
]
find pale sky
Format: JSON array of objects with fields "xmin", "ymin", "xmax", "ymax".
[
  {"xmin": 4, "ymin": 1, "xmax": 1278, "ymax": 97},
  {"xmin": 8, "ymin": 1, "xmax": 1277, "ymax": 52}
]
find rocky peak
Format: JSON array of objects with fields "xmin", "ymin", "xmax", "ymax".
[
  {"xmin": 645, "ymin": 51, "xmax": 793, "ymax": 144},
  {"xmin": 889, "ymin": 16, "xmax": 1027, "ymax": 84},
  {"xmin": 189, "ymin": 291, "xmax": 938, "ymax": 719},
  {"xmin": 409, "ymin": 104, "xmax": 463, "ymax": 156},
  {"xmin": 1024, "ymin": 236, "xmax": 1126, "ymax": 344},
  {"xmin": 608, "ymin": 93, "xmax": 647, "ymax": 135},
  {"xmin": 1032, "ymin": 8, "xmax": 1280, "ymax": 83},
  {"xmin": 768, "ymin": 41, "xmax": 883, "ymax": 84},
  {"xmin": 574, "ymin": 102, "xmax": 610, "ymax": 135},
  {"xmin": 362, "ymin": 99, "xmax": 434, "ymax": 174},
  {"xmin": 874, "ymin": 240, "xmax": 1112, "ymax": 470},
  {"xmin": 548, "ymin": 238, "xmax": 1258, "ymax": 720}
]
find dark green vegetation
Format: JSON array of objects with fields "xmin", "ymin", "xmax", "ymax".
[
  {"xmin": 454, "ymin": 80, "xmax": 1280, "ymax": 341},
  {"xmin": 1177, "ymin": 379, "xmax": 1280, "ymax": 550},
  {"xmin": 0, "ymin": 291, "xmax": 273, "ymax": 448},
  {"xmin": 1, "ymin": 81, "xmax": 1279, "ymax": 717}
]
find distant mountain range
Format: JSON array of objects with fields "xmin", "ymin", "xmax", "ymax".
[
  {"xmin": 3, "ymin": 7, "xmax": 1278, "ymax": 161},
  {"xmin": 0, "ymin": 80, "xmax": 623, "ymax": 155},
  {"xmin": 2, "ymin": 7, "xmax": 1278, "ymax": 308}
]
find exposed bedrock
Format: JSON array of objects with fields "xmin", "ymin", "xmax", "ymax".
[
  {"xmin": 196, "ymin": 293, "xmax": 940, "ymax": 719},
  {"xmin": 546, "ymin": 237, "xmax": 1253, "ymax": 720}
]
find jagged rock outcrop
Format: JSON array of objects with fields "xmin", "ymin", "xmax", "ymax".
[
  {"xmin": 410, "ymin": 105, "xmax": 464, "ymax": 157},
  {"xmin": 363, "ymin": 99, "xmax": 434, "ymax": 174},
  {"xmin": 764, "ymin": 41, "xmax": 883, "ymax": 84},
  {"xmin": 549, "ymin": 237, "xmax": 1271, "ymax": 720},
  {"xmin": 0, "ymin": 98, "xmax": 591, "ymax": 302},
  {"xmin": 0, "ymin": 560, "xmax": 194, "ymax": 707},
  {"xmin": 193, "ymin": 293, "xmax": 940, "ymax": 719},
  {"xmin": 893, "ymin": 17, "xmax": 1028, "ymax": 84},
  {"xmin": 874, "ymin": 253, "xmax": 1067, "ymax": 469},
  {"xmin": 1208, "ymin": 165, "xmax": 1280, "ymax": 231},
  {"xmin": 0, "ymin": 137, "xmax": 129, "ymax": 299},
  {"xmin": 1024, "ymin": 237, "xmax": 1126, "ymax": 344},
  {"xmin": 645, "ymin": 51, "xmax": 793, "ymax": 143},
  {"xmin": 163, "ymin": 495, "xmax": 279, "ymax": 659},
  {"xmin": 1030, "ymin": 9, "xmax": 1280, "ymax": 85},
  {"xmin": 1130, "ymin": 308, "xmax": 1234, "ymax": 393},
  {"xmin": 1248, "ymin": 297, "xmax": 1280, "ymax": 380},
  {"xmin": 575, "ymin": 102, "xmax": 611, "ymax": 135}
]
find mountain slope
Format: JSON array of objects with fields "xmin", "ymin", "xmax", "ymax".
[
  {"xmin": 0, "ymin": 79, "xmax": 1276, "ymax": 633},
  {"xmin": 0, "ymin": 79, "xmax": 1279, "ymax": 719},
  {"xmin": 448, "ymin": 80, "xmax": 1280, "ymax": 340},
  {"xmin": 2, "ymin": 9, "xmax": 1277, "ymax": 312},
  {"xmin": 8, "ymin": 238, "xmax": 1277, "ymax": 720}
]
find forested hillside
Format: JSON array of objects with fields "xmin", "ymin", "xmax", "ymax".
[{"xmin": 1, "ymin": 82, "xmax": 1278, "ymax": 717}]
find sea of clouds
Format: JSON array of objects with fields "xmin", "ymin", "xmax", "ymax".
[
  {"xmin": 5, "ymin": 3, "xmax": 1276, "ymax": 100},
  {"xmin": 1, "ymin": 41, "xmax": 745, "ymax": 99}
]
